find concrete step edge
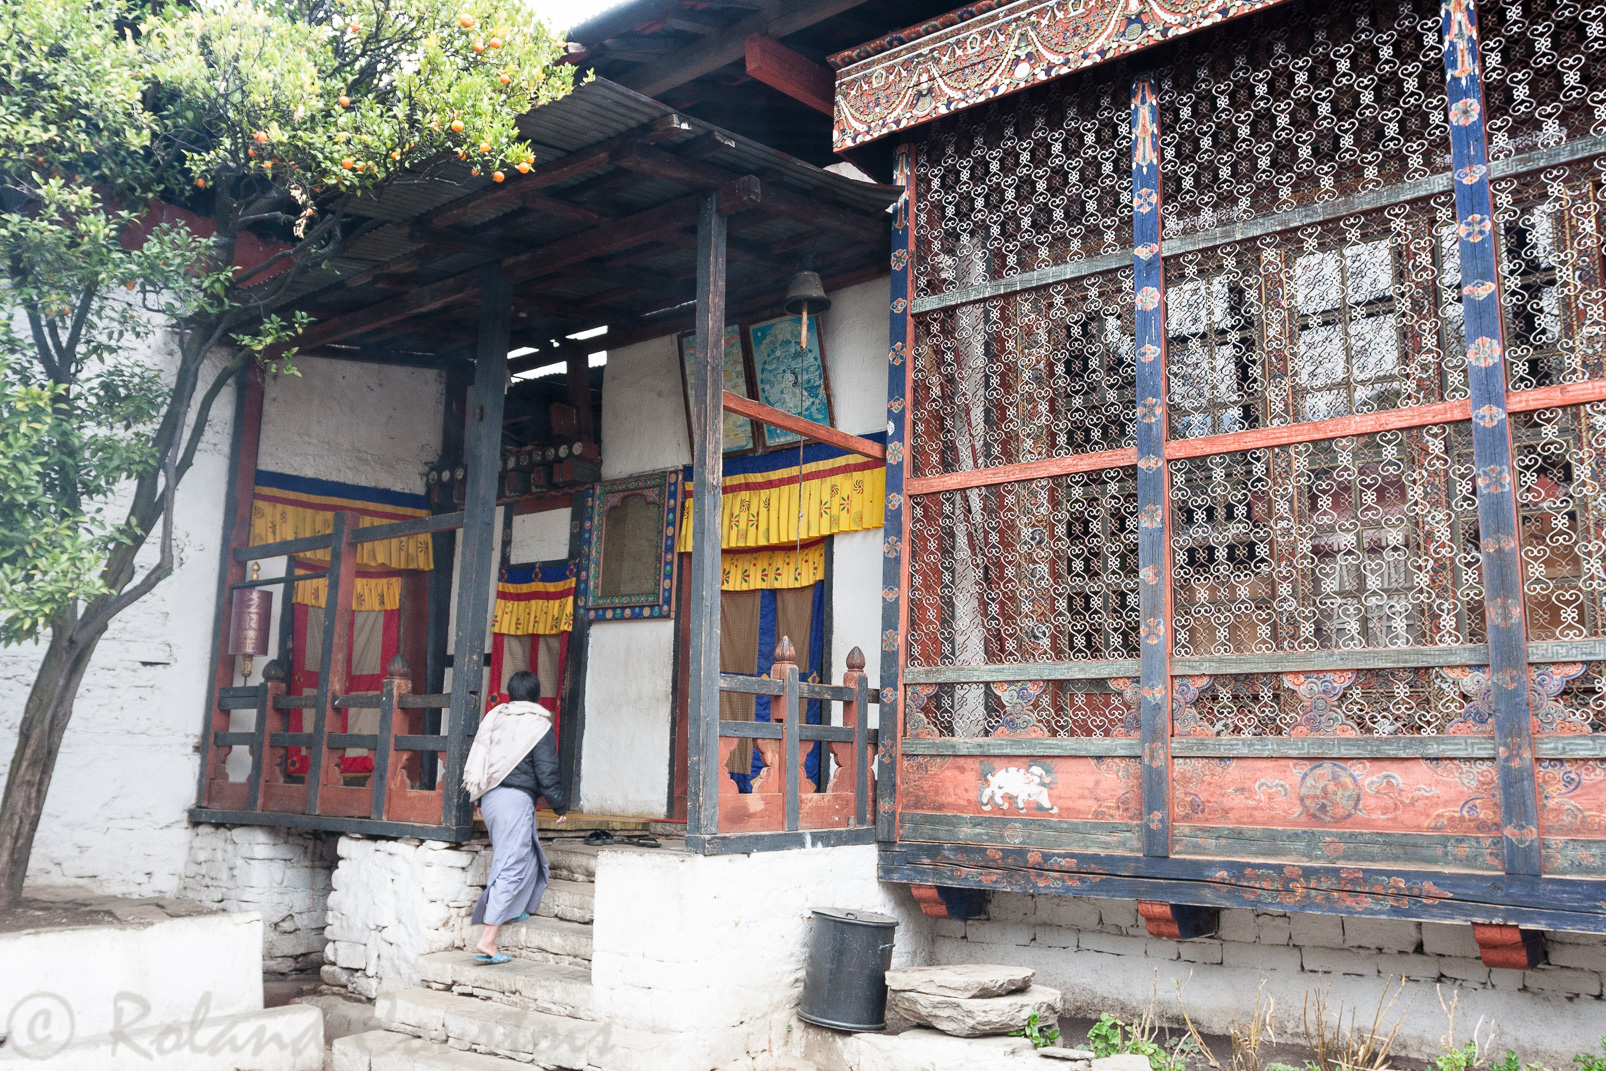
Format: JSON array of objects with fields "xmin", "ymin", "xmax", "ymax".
[{"xmin": 415, "ymin": 950, "xmax": 596, "ymax": 1020}]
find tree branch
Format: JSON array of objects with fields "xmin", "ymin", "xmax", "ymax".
[
  {"xmin": 176, "ymin": 349, "xmax": 249, "ymax": 481},
  {"xmin": 70, "ymin": 447, "xmax": 176, "ymax": 646}
]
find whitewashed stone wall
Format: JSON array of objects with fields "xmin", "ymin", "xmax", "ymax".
[
  {"xmin": 592, "ymin": 842, "xmax": 932, "ymax": 1069},
  {"xmin": 0, "ymin": 328, "xmax": 236, "ymax": 897},
  {"xmin": 178, "ymin": 825, "xmax": 336, "ymax": 973},
  {"xmin": 933, "ymin": 893, "xmax": 1606, "ymax": 1066},
  {"xmin": 321, "ymin": 835, "xmax": 490, "ymax": 999}
]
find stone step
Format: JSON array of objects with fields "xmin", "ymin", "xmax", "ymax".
[
  {"xmin": 497, "ymin": 913, "xmax": 593, "ymax": 966},
  {"xmin": 535, "ymin": 878, "xmax": 594, "ymax": 924},
  {"xmin": 377, "ymin": 987, "xmax": 663, "ymax": 1070},
  {"xmin": 335, "ymin": 1021, "xmax": 669, "ymax": 1071},
  {"xmin": 416, "ymin": 951, "xmax": 596, "ymax": 1020},
  {"xmin": 331, "ymin": 1029, "xmax": 515, "ymax": 1070},
  {"xmin": 542, "ymin": 841, "xmax": 599, "ymax": 883}
]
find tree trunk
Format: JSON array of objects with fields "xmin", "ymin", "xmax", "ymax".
[{"xmin": 0, "ymin": 623, "xmax": 104, "ymax": 906}]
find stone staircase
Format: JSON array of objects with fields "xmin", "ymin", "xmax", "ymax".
[{"xmin": 330, "ymin": 838, "xmax": 667, "ymax": 1071}]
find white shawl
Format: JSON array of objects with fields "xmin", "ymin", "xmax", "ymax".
[{"xmin": 463, "ymin": 701, "xmax": 553, "ymax": 802}]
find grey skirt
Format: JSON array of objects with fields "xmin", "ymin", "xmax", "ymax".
[{"xmin": 471, "ymin": 786, "xmax": 550, "ymax": 926}]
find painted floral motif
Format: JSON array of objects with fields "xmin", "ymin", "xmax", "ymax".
[
  {"xmin": 1466, "ymin": 336, "xmax": 1502, "ymax": 366},
  {"xmin": 1448, "ymin": 97, "xmax": 1481, "ymax": 126},
  {"xmin": 1462, "ymin": 280, "xmax": 1496, "ymax": 300},
  {"xmin": 1135, "ymin": 285, "xmax": 1161, "ymax": 310},
  {"xmin": 1458, "ymin": 215, "xmax": 1493, "ymax": 242},
  {"xmin": 990, "ymin": 679, "xmax": 1048, "ymax": 735}
]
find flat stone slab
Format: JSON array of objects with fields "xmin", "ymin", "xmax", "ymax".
[
  {"xmin": 1089, "ymin": 1056, "xmax": 1151, "ymax": 1071},
  {"xmin": 1039, "ymin": 1048, "xmax": 1094, "ymax": 1062},
  {"xmin": 888, "ymin": 984, "xmax": 1061, "ymax": 1038},
  {"xmin": 885, "ymin": 964, "xmax": 1036, "ymax": 999}
]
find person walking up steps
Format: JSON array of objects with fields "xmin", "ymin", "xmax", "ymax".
[{"xmin": 461, "ymin": 670, "xmax": 568, "ymax": 964}]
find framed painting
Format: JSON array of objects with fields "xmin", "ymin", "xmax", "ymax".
[
  {"xmin": 747, "ymin": 313, "xmax": 833, "ymax": 447},
  {"xmin": 678, "ymin": 327, "xmax": 757, "ymax": 455},
  {"xmin": 578, "ymin": 471, "xmax": 681, "ymax": 622}
]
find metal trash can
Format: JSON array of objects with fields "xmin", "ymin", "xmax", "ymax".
[{"xmin": 798, "ymin": 907, "xmax": 898, "ymax": 1032}]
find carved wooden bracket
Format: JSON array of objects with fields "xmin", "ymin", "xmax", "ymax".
[
  {"xmin": 1471, "ymin": 923, "xmax": 1547, "ymax": 969},
  {"xmin": 908, "ymin": 884, "xmax": 989, "ymax": 921},
  {"xmin": 1138, "ymin": 900, "xmax": 1219, "ymax": 940}
]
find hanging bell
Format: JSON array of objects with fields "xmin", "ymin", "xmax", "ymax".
[{"xmin": 783, "ymin": 270, "xmax": 830, "ymax": 349}]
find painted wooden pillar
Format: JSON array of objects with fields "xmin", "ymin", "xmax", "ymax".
[
  {"xmin": 1131, "ymin": 75, "xmax": 1173, "ymax": 858},
  {"xmin": 198, "ymin": 361, "xmax": 264, "ymax": 810},
  {"xmin": 309, "ymin": 510, "xmax": 358, "ymax": 815},
  {"xmin": 880, "ymin": 142, "xmax": 915, "ymax": 843},
  {"xmin": 687, "ymin": 192, "xmax": 727, "ymax": 842},
  {"xmin": 1440, "ymin": 0, "xmax": 1541, "ymax": 875},
  {"xmin": 444, "ymin": 263, "xmax": 513, "ymax": 831}
]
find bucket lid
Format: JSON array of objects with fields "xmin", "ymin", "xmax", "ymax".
[{"xmin": 812, "ymin": 907, "xmax": 898, "ymax": 928}]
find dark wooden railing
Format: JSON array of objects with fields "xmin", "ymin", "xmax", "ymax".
[
  {"xmin": 688, "ymin": 637, "xmax": 880, "ymax": 854},
  {"xmin": 193, "ymin": 508, "xmax": 476, "ymax": 838}
]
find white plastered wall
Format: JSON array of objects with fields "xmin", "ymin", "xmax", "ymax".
[
  {"xmin": 579, "ymin": 280, "xmax": 892, "ymax": 816},
  {"xmin": 509, "ymin": 507, "xmax": 571, "ymax": 563},
  {"xmin": 0, "ymin": 326, "xmax": 236, "ymax": 897}
]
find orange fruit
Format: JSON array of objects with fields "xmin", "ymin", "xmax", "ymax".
[
  {"xmin": 458, "ymin": 12, "xmax": 474, "ymax": 28},
  {"xmin": 499, "ymin": 72, "xmax": 510, "ymax": 84},
  {"xmin": 124, "ymin": 280, "xmax": 136, "ymax": 290},
  {"xmin": 248, "ymin": 148, "xmax": 257, "ymax": 158},
  {"xmin": 472, "ymin": 38, "xmax": 485, "ymax": 52},
  {"xmin": 390, "ymin": 150, "xmax": 401, "ymax": 160},
  {"xmin": 341, "ymin": 158, "xmax": 354, "ymax": 169},
  {"xmin": 479, "ymin": 141, "xmax": 491, "ymax": 153},
  {"xmin": 195, "ymin": 177, "xmax": 206, "ymax": 187},
  {"xmin": 470, "ymin": 167, "xmax": 481, "ymax": 176},
  {"xmin": 492, "ymin": 170, "xmax": 505, "ymax": 182},
  {"xmin": 339, "ymin": 95, "xmax": 350, "ymax": 107},
  {"xmin": 488, "ymin": 37, "xmax": 501, "ymax": 48},
  {"xmin": 253, "ymin": 130, "xmax": 268, "ymax": 143},
  {"xmin": 450, "ymin": 118, "xmax": 464, "ymax": 132},
  {"xmin": 516, "ymin": 161, "xmax": 530, "ymax": 173}
]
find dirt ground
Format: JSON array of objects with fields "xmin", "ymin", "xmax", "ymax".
[{"xmin": 0, "ymin": 889, "xmax": 216, "ymax": 936}]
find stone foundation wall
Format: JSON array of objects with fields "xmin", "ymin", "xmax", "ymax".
[
  {"xmin": 931, "ymin": 894, "xmax": 1606, "ymax": 1067},
  {"xmin": 178, "ymin": 824, "xmax": 337, "ymax": 973},
  {"xmin": 320, "ymin": 835, "xmax": 489, "ymax": 999}
]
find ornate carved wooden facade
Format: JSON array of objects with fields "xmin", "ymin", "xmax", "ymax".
[{"xmin": 871, "ymin": 0, "xmax": 1606, "ymax": 929}]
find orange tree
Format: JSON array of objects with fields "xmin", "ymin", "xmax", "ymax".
[{"xmin": 0, "ymin": 0, "xmax": 573, "ymax": 903}]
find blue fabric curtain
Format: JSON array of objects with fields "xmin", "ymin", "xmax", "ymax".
[{"xmin": 728, "ymin": 579, "xmax": 826, "ymax": 793}]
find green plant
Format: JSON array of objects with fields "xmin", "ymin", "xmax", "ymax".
[
  {"xmin": 1011, "ymin": 1011, "xmax": 1061, "ymax": 1050},
  {"xmin": 1086, "ymin": 1012, "xmax": 1193, "ymax": 1071},
  {"xmin": 1438, "ymin": 1042, "xmax": 1480, "ymax": 1071},
  {"xmin": 0, "ymin": 0, "xmax": 574, "ymax": 906},
  {"xmin": 1575, "ymin": 1038, "xmax": 1606, "ymax": 1071}
]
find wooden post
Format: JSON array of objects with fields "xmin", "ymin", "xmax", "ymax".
[
  {"xmin": 557, "ymin": 489, "xmax": 589, "ymax": 800},
  {"xmin": 373, "ymin": 654, "xmax": 410, "ymax": 821},
  {"xmin": 256, "ymin": 659, "xmax": 287, "ymax": 804},
  {"xmin": 423, "ymin": 362, "xmax": 472, "ymax": 791},
  {"xmin": 845, "ymin": 647, "xmax": 870, "ymax": 827},
  {"xmin": 687, "ymin": 192, "xmax": 727, "ymax": 841},
  {"xmin": 1439, "ymin": 0, "xmax": 1541, "ymax": 876},
  {"xmin": 566, "ymin": 349, "xmax": 596, "ymax": 445},
  {"xmin": 445, "ymin": 263, "xmax": 513, "ymax": 831},
  {"xmin": 309, "ymin": 510, "xmax": 358, "ymax": 814},
  {"xmin": 199, "ymin": 362, "xmax": 264, "ymax": 809},
  {"xmin": 879, "ymin": 143, "xmax": 915, "ymax": 844},
  {"xmin": 774, "ymin": 636, "xmax": 801, "ymax": 832},
  {"xmin": 1131, "ymin": 74, "xmax": 1174, "ymax": 858}
]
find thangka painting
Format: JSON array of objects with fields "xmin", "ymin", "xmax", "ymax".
[
  {"xmin": 578, "ymin": 471, "xmax": 680, "ymax": 622},
  {"xmin": 747, "ymin": 313, "xmax": 833, "ymax": 447},
  {"xmin": 678, "ymin": 327, "xmax": 756, "ymax": 454}
]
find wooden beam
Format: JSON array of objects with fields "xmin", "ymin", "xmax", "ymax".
[
  {"xmin": 722, "ymin": 391, "xmax": 884, "ymax": 459},
  {"xmin": 408, "ymin": 226, "xmax": 525, "ymax": 259},
  {"xmin": 687, "ymin": 192, "xmax": 727, "ymax": 841},
  {"xmin": 621, "ymin": 0, "xmax": 870, "ymax": 97},
  {"xmin": 521, "ymin": 193, "xmax": 607, "ymax": 223},
  {"xmin": 744, "ymin": 34, "xmax": 834, "ymax": 115}
]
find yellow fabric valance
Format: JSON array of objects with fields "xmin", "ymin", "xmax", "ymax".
[
  {"xmin": 721, "ymin": 541, "xmax": 826, "ymax": 591},
  {"xmin": 250, "ymin": 474, "xmax": 434, "ymax": 571},
  {"xmin": 679, "ymin": 453, "xmax": 885, "ymax": 552},
  {"xmin": 290, "ymin": 572, "xmax": 402, "ymax": 611},
  {"xmin": 493, "ymin": 568, "xmax": 576, "ymax": 635}
]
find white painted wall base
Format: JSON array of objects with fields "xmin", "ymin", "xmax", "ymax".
[
  {"xmin": 320, "ymin": 835, "xmax": 489, "ymax": 999},
  {"xmin": 592, "ymin": 843, "xmax": 932, "ymax": 1070},
  {"xmin": 933, "ymin": 893, "xmax": 1606, "ymax": 1067},
  {"xmin": 178, "ymin": 825, "xmax": 336, "ymax": 973},
  {"xmin": 578, "ymin": 619, "xmax": 676, "ymax": 817}
]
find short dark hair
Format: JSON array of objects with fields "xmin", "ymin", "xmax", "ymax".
[{"xmin": 506, "ymin": 670, "xmax": 541, "ymax": 703}]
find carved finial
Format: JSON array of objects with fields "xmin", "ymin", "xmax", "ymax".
[
  {"xmin": 261, "ymin": 659, "xmax": 287, "ymax": 683},
  {"xmin": 846, "ymin": 646, "xmax": 866, "ymax": 672},
  {"xmin": 385, "ymin": 654, "xmax": 412, "ymax": 680},
  {"xmin": 774, "ymin": 635, "xmax": 797, "ymax": 665}
]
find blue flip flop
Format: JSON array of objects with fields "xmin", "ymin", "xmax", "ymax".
[
  {"xmin": 510, "ymin": 913, "xmax": 530, "ymax": 923},
  {"xmin": 474, "ymin": 953, "xmax": 512, "ymax": 965}
]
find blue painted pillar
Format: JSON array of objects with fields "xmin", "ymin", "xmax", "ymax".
[
  {"xmin": 1131, "ymin": 75, "xmax": 1172, "ymax": 858},
  {"xmin": 1440, "ymin": 0, "xmax": 1541, "ymax": 875}
]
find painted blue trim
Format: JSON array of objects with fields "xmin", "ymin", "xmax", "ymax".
[
  {"xmin": 499, "ymin": 563, "xmax": 575, "ymax": 586},
  {"xmin": 1439, "ymin": 0, "xmax": 1540, "ymax": 876},
  {"xmin": 1131, "ymin": 75, "xmax": 1172, "ymax": 859},
  {"xmin": 254, "ymin": 469, "xmax": 429, "ymax": 511}
]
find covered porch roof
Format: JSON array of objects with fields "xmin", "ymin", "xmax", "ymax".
[{"xmin": 275, "ymin": 78, "xmax": 900, "ymax": 373}]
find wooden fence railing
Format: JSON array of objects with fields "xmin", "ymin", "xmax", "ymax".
[{"xmin": 692, "ymin": 638, "xmax": 880, "ymax": 853}]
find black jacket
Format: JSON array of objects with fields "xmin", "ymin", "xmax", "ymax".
[{"xmin": 497, "ymin": 730, "xmax": 568, "ymax": 815}]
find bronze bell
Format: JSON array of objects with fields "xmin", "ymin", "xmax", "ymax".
[{"xmin": 783, "ymin": 269, "xmax": 830, "ymax": 348}]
